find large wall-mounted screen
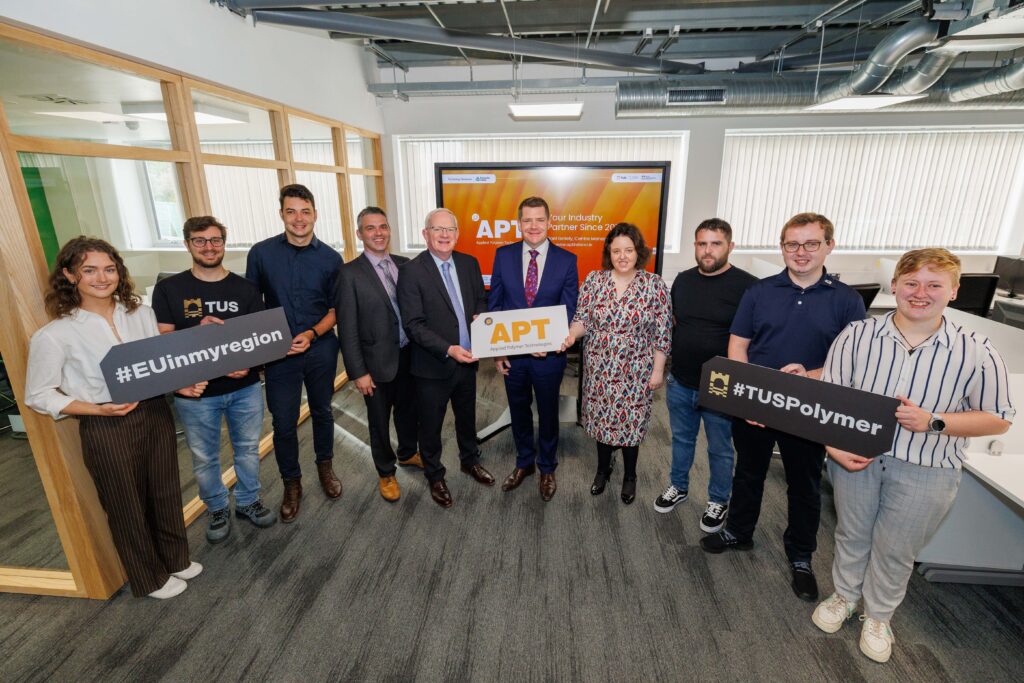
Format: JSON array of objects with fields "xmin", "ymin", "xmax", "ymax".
[{"xmin": 435, "ymin": 162, "xmax": 670, "ymax": 286}]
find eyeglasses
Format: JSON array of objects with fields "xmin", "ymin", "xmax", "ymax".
[
  {"xmin": 782, "ymin": 240, "xmax": 825, "ymax": 253},
  {"xmin": 428, "ymin": 227, "xmax": 458, "ymax": 235},
  {"xmin": 188, "ymin": 237, "xmax": 225, "ymax": 248}
]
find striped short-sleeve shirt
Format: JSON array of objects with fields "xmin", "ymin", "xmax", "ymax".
[{"xmin": 821, "ymin": 312, "xmax": 1014, "ymax": 468}]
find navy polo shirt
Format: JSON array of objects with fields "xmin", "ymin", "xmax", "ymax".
[
  {"xmin": 730, "ymin": 268, "xmax": 865, "ymax": 371},
  {"xmin": 245, "ymin": 234, "xmax": 342, "ymax": 337}
]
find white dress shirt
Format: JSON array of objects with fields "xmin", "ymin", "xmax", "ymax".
[
  {"xmin": 522, "ymin": 239, "xmax": 550, "ymax": 289},
  {"xmin": 25, "ymin": 303, "xmax": 160, "ymax": 419},
  {"xmin": 821, "ymin": 311, "xmax": 1015, "ymax": 468}
]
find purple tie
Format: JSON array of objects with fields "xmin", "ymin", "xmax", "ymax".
[{"xmin": 525, "ymin": 249, "xmax": 539, "ymax": 307}]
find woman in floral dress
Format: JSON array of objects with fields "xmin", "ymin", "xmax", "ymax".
[{"xmin": 562, "ymin": 223, "xmax": 672, "ymax": 504}]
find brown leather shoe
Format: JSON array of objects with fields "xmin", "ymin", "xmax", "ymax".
[
  {"xmin": 379, "ymin": 475, "xmax": 400, "ymax": 502},
  {"xmin": 539, "ymin": 472, "xmax": 557, "ymax": 502},
  {"xmin": 280, "ymin": 478, "xmax": 302, "ymax": 523},
  {"xmin": 316, "ymin": 460, "xmax": 343, "ymax": 499},
  {"xmin": 460, "ymin": 463, "xmax": 495, "ymax": 486},
  {"xmin": 429, "ymin": 480, "xmax": 453, "ymax": 508},
  {"xmin": 501, "ymin": 464, "xmax": 536, "ymax": 492},
  {"xmin": 398, "ymin": 452, "xmax": 425, "ymax": 469}
]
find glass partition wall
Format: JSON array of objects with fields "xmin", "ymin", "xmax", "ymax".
[{"xmin": 0, "ymin": 20, "xmax": 382, "ymax": 598}]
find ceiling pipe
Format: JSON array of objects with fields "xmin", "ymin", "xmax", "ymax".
[
  {"xmin": 614, "ymin": 71, "xmax": 1024, "ymax": 117},
  {"xmin": 814, "ymin": 17, "xmax": 939, "ymax": 103},
  {"xmin": 737, "ymin": 46, "xmax": 875, "ymax": 73},
  {"xmin": 884, "ymin": 50, "xmax": 961, "ymax": 94},
  {"xmin": 251, "ymin": 9, "xmax": 704, "ymax": 75},
  {"xmin": 945, "ymin": 60, "xmax": 1024, "ymax": 102}
]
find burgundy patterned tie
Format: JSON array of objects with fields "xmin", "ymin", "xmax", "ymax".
[{"xmin": 525, "ymin": 249, "xmax": 539, "ymax": 306}]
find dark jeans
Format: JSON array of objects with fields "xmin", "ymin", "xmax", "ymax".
[
  {"xmin": 725, "ymin": 420, "xmax": 825, "ymax": 564},
  {"xmin": 264, "ymin": 333, "xmax": 339, "ymax": 480},
  {"xmin": 416, "ymin": 363, "xmax": 481, "ymax": 483},
  {"xmin": 504, "ymin": 362, "xmax": 563, "ymax": 473},
  {"xmin": 364, "ymin": 345, "xmax": 418, "ymax": 476}
]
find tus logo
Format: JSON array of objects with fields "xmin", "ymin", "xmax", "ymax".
[
  {"xmin": 472, "ymin": 212, "xmax": 521, "ymax": 240},
  {"xmin": 708, "ymin": 370, "xmax": 730, "ymax": 398},
  {"xmin": 183, "ymin": 298, "xmax": 203, "ymax": 319}
]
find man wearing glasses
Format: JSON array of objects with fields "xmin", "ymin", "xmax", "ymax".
[
  {"xmin": 700, "ymin": 212, "xmax": 865, "ymax": 604},
  {"xmin": 153, "ymin": 216, "xmax": 277, "ymax": 543},
  {"xmin": 397, "ymin": 208, "xmax": 494, "ymax": 508}
]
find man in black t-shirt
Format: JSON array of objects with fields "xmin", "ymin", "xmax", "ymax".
[
  {"xmin": 153, "ymin": 216, "xmax": 277, "ymax": 543},
  {"xmin": 654, "ymin": 218, "xmax": 757, "ymax": 534}
]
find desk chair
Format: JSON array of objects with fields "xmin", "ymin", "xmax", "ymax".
[
  {"xmin": 851, "ymin": 283, "xmax": 881, "ymax": 312},
  {"xmin": 948, "ymin": 274, "xmax": 999, "ymax": 318}
]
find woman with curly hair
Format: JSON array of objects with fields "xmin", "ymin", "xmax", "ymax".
[
  {"xmin": 562, "ymin": 223, "xmax": 672, "ymax": 504},
  {"xmin": 25, "ymin": 236, "xmax": 202, "ymax": 599}
]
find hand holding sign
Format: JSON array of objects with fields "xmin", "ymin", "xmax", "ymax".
[
  {"xmin": 471, "ymin": 305, "xmax": 570, "ymax": 360},
  {"xmin": 699, "ymin": 357, "xmax": 900, "ymax": 457}
]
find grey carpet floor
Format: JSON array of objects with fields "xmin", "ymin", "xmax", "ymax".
[{"xmin": 1, "ymin": 365, "xmax": 1022, "ymax": 682}]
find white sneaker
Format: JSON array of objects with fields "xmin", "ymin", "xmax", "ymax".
[
  {"xmin": 811, "ymin": 593, "xmax": 857, "ymax": 633},
  {"xmin": 171, "ymin": 561, "xmax": 203, "ymax": 581},
  {"xmin": 148, "ymin": 576, "xmax": 187, "ymax": 600},
  {"xmin": 859, "ymin": 615, "xmax": 895, "ymax": 663}
]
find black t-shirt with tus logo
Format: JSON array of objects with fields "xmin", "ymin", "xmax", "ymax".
[{"xmin": 152, "ymin": 270, "xmax": 264, "ymax": 397}]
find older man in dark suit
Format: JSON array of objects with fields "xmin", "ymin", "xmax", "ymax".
[
  {"xmin": 336, "ymin": 206, "xmax": 422, "ymax": 503},
  {"xmin": 397, "ymin": 207, "xmax": 494, "ymax": 508}
]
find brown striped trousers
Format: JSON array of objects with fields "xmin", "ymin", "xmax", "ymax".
[{"xmin": 79, "ymin": 398, "xmax": 190, "ymax": 597}]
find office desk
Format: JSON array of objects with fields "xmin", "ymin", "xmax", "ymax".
[{"xmin": 916, "ymin": 451, "xmax": 1024, "ymax": 585}]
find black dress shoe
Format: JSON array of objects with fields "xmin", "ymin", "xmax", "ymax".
[
  {"xmin": 791, "ymin": 562, "xmax": 819, "ymax": 602},
  {"xmin": 460, "ymin": 463, "xmax": 496, "ymax": 486},
  {"xmin": 621, "ymin": 478, "xmax": 637, "ymax": 504},
  {"xmin": 590, "ymin": 470, "xmax": 611, "ymax": 495},
  {"xmin": 429, "ymin": 480, "xmax": 453, "ymax": 508}
]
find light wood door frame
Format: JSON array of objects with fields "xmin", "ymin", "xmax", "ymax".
[{"xmin": 0, "ymin": 19, "xmax": 379, "ymax": 599}]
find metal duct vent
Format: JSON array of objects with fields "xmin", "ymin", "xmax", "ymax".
[{"xmin": 667, "ymin": 87, "xmax": 726, "ymax": 105}]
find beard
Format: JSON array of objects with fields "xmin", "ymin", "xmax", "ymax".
[
  {"xmin": 697, "ymin": 255, "xmax": 727, "ymax": 273},
  {"xmin": 193, "ymin": 254, "xmax": 224, "ymax": 269}
]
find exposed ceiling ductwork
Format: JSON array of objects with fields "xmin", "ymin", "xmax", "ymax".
[
  {"xmin": 946, "ymin": 59, "xmax": 1024, "ymax": 101},
  {"xmin": 615, "ymin": 72, "xmax": 1024, "ymax": 117},
  {"xmin": 250, "ymin": 9, "xmax": 705, "ymax": 75},
  {"xmin": 884, "ymin": 50, "xmax": 963, "ymax": 94},
  {"xmin": 814, "ymin": 17, "xmax": 940, "ymax": 103}
]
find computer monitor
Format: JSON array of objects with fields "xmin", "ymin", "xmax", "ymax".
[{"xmin": 993, "ymin": 256, "xmax": 1024, "ymax": 298}]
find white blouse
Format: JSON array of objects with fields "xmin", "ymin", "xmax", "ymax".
[{"xmin": 25, "ymin": 303, "xmax": 160, "ymax": 419}]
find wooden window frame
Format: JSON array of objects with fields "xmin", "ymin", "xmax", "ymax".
[{"xmin": 0, "ymin": 20, "xmax": 384, "ymax": 598}]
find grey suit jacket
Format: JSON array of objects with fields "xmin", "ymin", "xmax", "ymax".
[{"xmin": 335, "ymin": 252, "xmax": 410, "ymax": 383}]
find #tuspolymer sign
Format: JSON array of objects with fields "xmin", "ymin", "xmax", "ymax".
[
  {"xmin": 698, "ymin": 356, "xmax": 900, "ymax": 457},
  {"xmin": 100, "ymin": 308, "xmax": 292, "ymax": 403}
]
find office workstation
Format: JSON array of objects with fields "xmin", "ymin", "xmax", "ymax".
[{"xmin": 1, "ymin": 1, "xmax": 1023, "ymax": 681}]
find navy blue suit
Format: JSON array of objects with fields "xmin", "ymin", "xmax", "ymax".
[{"xmin": 489, "ymin": 241, "xmax": 578, "ymax": 473}]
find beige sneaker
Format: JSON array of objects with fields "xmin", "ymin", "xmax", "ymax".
[
  {"xmin": 859, "ymin": 615, "xmax": 895, "ymax": 663},
  {"xmin": 812, "ymin": 593, "xmax": 857, "ymax": 633},
  {"xmin": 148, "ymin": 576, "xmax": 187, "ymax": 600}
]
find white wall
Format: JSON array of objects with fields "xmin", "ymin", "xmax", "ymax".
[
  {"xmin": 0, "ymin": 0, "xmax": 383, "ymax": 132},
  {"xmin": 378, "ymin": 66, "xmax": 1024, "ymax": 279}
]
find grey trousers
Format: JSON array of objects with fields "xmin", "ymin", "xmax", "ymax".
[{"xmin": 828, "ymin": 455, "xmax": 960, "ymax": 623}]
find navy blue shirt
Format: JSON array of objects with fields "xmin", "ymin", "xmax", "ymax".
[
  {"xmin": 730, "ymin": 268, "xmax": 865, "ymax": 371},
  {"xmin": 245, "ymin": 234, "xmax": 342, "ymax": 338}
]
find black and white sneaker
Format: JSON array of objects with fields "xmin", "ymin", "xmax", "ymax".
[
  {"xmin": 699, "ymin": 501, "xmax": 729, "ymax": 533},
  {"xmin": 235, "ymin": 499, "xmax": 277, "ymax": 528},
  {"xmin": 653, "ymin": 485, "xmax": 688, "ymax": 513}
]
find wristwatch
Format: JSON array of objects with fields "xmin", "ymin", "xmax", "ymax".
[
  {"xmin": 929, "ymin": 413, "xmax": 946, "ymax": 433},
  {"xmin": 308, "ymin": 328, "xmax": 319, "ymax": 343}
]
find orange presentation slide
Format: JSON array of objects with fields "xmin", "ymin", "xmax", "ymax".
[{"xmin": 436, "ymin": 163, "xmax": 669, "ymax": 286}]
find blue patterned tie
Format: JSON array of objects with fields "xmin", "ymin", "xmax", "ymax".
[
  {"xmin": 378, "ymin": 261, "xmax": 408, "ymax": 347},
  {"xmin": 441, "ymin": 261, "xmax": 471, "ymax": 350}
]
